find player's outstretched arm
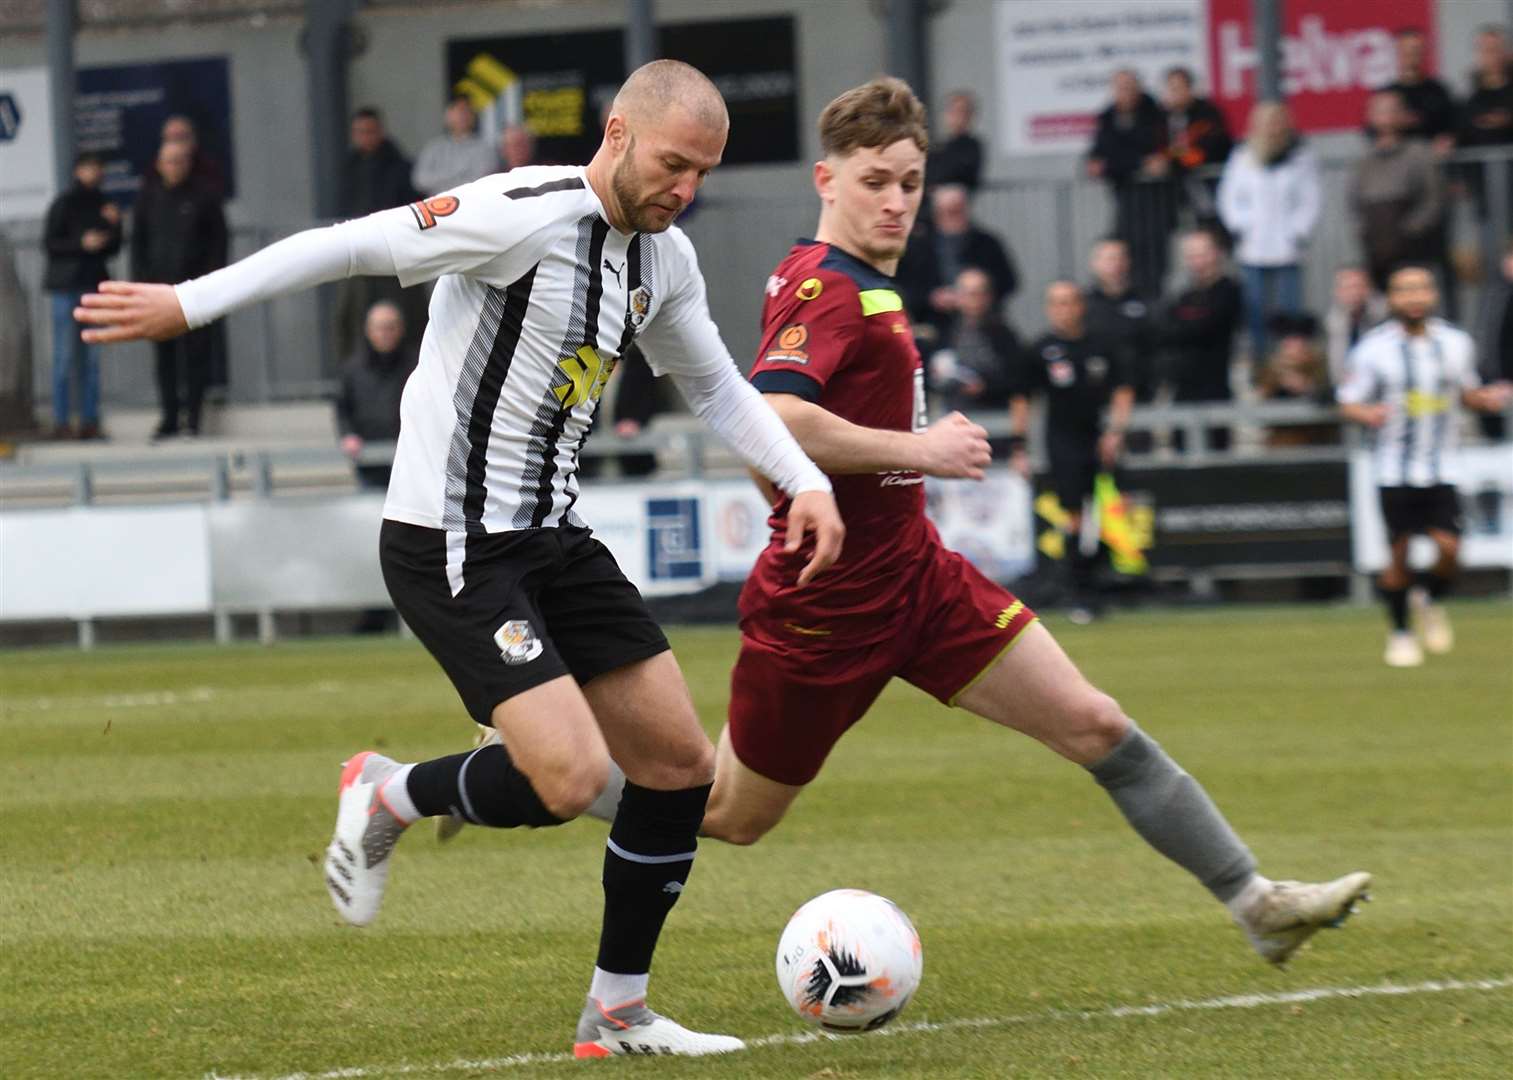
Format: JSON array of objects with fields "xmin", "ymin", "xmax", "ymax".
[
  {"xmin": 764, "ymin": 393, "xmax": 990, "ymax": 480},
  {"xmin": 74, "ymin": 214, "xmax": 406, "ymax": 345},
  {"xmin": 1463, "ymin": 382, "xmax": 1513, "ymax": 414}
]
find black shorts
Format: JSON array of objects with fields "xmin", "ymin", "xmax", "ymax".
[
  {"xmin": 1378, "ymin": 485, "xmax": 1462, "ymax": 539},
  {"xmin": 1046, "ymin": 451, "xmax": 1098, "ymax": 514},
  {"xmin": 379, "ymin": 520, "xmax": 670, "ymax": 726}
]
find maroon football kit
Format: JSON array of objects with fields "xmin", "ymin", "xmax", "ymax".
[{"xmin": 729, "ymin": 240, "xmax": 1037, "ymax": 785}]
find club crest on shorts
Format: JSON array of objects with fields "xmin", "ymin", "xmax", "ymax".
[{"xmin": 494, "ymin": 620, "xmax": 543, "ymax": 665}]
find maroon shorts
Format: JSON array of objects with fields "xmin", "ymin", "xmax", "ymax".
[{"xmin": 729, "ymin": 545, "xmax": 1037, "ymax": 786}]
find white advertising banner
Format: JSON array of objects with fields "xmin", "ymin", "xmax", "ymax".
[
  {"xmin": 0, "ymin": 67, "xmax": 56, "ymax": 221},
  {"xmin": 996, "ymin": 0, "xmax": 1207, "ymax": 155},
  {"xmin": 575, "ymin": 482, "xmax": 717, "ymax": 597},
  {"xmin": 0, "ymin": 505, "xmax": 211, "ymax": 619},
  {"xmin": 1350, "ymin": 446, "xmax": 1513, "ymax": 572}
]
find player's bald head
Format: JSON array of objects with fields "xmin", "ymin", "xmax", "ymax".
[{"xmin": 612, "ymin": 59, "xmax": 728, "ymax": 133}]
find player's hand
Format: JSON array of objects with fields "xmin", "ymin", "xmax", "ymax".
[
  {"xmin": 918, "ymin": 411, "xmax": 991, "ymax": 480},
  {"xmin": 786, "ymin": 489, "xmax": 844, "ymax": 587},
  {"xmin": 1355, "ymin": 403, "xmax": 1391, "ymax": 428},
  {"xmin": 75, "ymin": 281, "xmax": 190, "ymax": 343},
  {"xmin": 1098, "ymin": 430, "xmax": 1123, "ymax": 467},
  {"xmin": 1472, "ymin": 381, "xmax": 1513, "ymax": 412}
]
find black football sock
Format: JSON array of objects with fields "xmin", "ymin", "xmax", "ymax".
[
  {"xmin": 1416, "ymin": 570, "xmax": 1453, "ymax": 601},
  {"xmin": 405, "ymin": 743, "xmax": 566, "ymax": 828},
  {"xmin": 1379, "ymin": 585, "xmax": 1409, "ymax": 631},
  {"xmin": 595, "ymin": 780, "xmax": 710, "ymax": 976}
]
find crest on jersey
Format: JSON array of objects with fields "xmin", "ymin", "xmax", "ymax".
[
  {"xmin": 1049, "ymin": 359, "xmax": 1076, "ymax": 387},
  {"xmin": 796, "ymin": 277, "xmax": 824, "ymax": 301},
  {"xmin": 764, "ymin": 323, "xmax": 810, "ymax": 365},
  {"xmin": 494, "ymin": 620, "xmax": 543, "ymax": 665},
  {"xmin": 630, "ymin": 286, "xmax": 653, "ymax": 327}
]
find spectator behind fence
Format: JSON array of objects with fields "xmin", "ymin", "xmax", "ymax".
[
  {"xmin": 131, "ymin": 142, "xmax": 226, "ymax": 439},
  {"xmin": 1352, "ymin": 90, "xmax": 1445, "ymax": 291},
  {"xmin": 499, "ymin": 123, "xmax": 538, "ymax": 171},
  {"xmin": 1217, "ymin": 102, "xmax": 1320, "ymax": 361},
  {"xmin": 1325, "ymin": 266, "xmax": 1389, "ymax": 385},
  {"xmin": 1257, "ymin": 312, "xmax": 1338, "ymax": 447},
  {"xmin": 158, "ymin": 114, "xmax": 228, "ymax": 201},
  {"xmin": 1384, "ymin": 27, "xmax": 1458, "ymax": 156},
  {"xmin": 338, "ymin": 300, "xmax": 417, "ymax": 491},
  {"xmin": 1088, "ymin": 69, "xmax": 1178, "ymax": 298},
  {"xmin": 927, "ymin": 266, "xmax": 1020, "ymax": 415},
  {"xmin": 43, "ymin": 151, "xmax": 121, "ymax": 439},
  {"xmin": 342, "ymin": 107, "xmax": 417, "ymax": 217},
  {"xmin": 1161, "ymin": 66, "xmax": 1233, "ymax": 230},
  {"xmin": 1458, "ymin": 25, "xmax": 1513, "ymax": 226},
  {"xmin": 1085, "ymin": 238, "xmax": 1157, "ymax": 451},
  {"xmin": 926, "ymin": 90, "xmax": 983, "ymax": 192},
  {"xmin": 413, "ymin": 95, "xmax": 498, "ymax": 196},
  {"xmin": 338, "ymin": 107, "xmax": 426, "ymax": 360},
  {"xmin": 896, "ymin": 183, "xmax": 1017, "ymax": 345},
  {"xmin": 1472, "ymin": 238, "xmax": 1513, "ymax": 440},
  {"xmin": 1159, "ymin": 229, "xmax": 1242, "ymax": 452}
]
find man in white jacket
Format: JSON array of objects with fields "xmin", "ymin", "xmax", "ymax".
[{"xmin": 1217, "ymin": 102, "xmax": 1321, "ymax": 363}]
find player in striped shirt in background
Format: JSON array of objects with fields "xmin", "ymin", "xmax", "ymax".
[{"xmin": 1338, "ymin": 264, "xmax": 1512, "ymax": 668}]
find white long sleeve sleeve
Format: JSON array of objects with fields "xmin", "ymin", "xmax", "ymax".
[
  {"xmin": 174, "ymin": 216, "xmax": 398, "ymax": 329},
  {"xmin": 670, "ymin": 359, "xmax": 831, "ymax": 498}
]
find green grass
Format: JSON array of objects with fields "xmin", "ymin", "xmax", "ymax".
[{"xmin": 2, "ymin": 604, "xmax": 1511, "ymax": 1079}]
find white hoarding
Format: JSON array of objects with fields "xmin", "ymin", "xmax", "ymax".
[
  {"xmin": 997, "ymin": 0, "xmax": 1207, "ymax": 155},
  {"xmin": 0, "ymin": 67, "xmax": 56, "ymax": 221}
]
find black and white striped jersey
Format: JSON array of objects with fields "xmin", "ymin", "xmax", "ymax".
[
  {"xmin": 176, "ymin": 164, "xmax": 827, "ymax": 534},
  {"xmin": 1338, "ymin": 318, "xmax": 1481, "ymax": 487}
]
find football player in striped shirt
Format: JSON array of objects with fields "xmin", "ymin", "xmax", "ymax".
[
  {"xmin": 1338, "ymin": 264, "xmax": 1512, "ymax": 667},
  {"xmin": 75, "ymin": 60, "xmax": 844, "ymax": 1058}
]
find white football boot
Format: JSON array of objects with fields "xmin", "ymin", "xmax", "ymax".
[
  {"xmin": 1234, "ymin": 872, "xmax": 1373, "ymax": 966},
  {"xmin": 435, "ymin": 724, "xmax": 500, "ymax": 842},
  {"xmin": 324, "ymin": 751, "xmax": 411, "ymax": 926},
  {"xmin": 1384, "ymin": 631, "xmax": 1424, "ymax": 668},
  {"xmin": 573, "ymin": 996, "xmax": 745, "ymax": 1058},
  {"xmin": 1414, "ymin": 594, "xmax": 1455, "ymax": 655}
]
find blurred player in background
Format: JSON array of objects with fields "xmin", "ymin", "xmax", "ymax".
[
  {"xmin": 1338, "ymin": 264, "xmax": 1512, "ymax": 667},
  {"xmin": 75, "ymin": 59, "xmax": 843, "ymax": 1058}
]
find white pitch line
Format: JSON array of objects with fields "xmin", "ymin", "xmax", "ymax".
[{"xmin": 204, "ymin": 975, "xmax": 1513, "ymax": 1080}]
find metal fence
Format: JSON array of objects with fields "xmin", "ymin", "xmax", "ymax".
[{"xmin": 4, "ymin": 146, "xmax": 1509, "ymax": 416}]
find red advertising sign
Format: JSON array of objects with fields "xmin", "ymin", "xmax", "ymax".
[{"xmin": 1207, "ymin": 0, "xmax": 1437, "ymax": 135}]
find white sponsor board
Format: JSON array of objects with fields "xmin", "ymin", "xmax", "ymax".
[
  {"xmin": 0, "ymin": 67, "xmax": 56, "ymax": 221},
  {"xmin": 1350, "ymin": 446, "xmax": 1513, "ymax": 572},
  {"xmin": 575, "ymin": 482, "xmax": 717, "ymax": 597},
  {"xmin": 996, "ymin": 0, "xmax": 1207, "ymax": 155},
  {"xmin": 0, "ymin": 505, "xmax": 211, "ymax": 619}
]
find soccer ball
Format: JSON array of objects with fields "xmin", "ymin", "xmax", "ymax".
[{"xmin": 774, "ymin": 889, "xmax": 923, "ymax": 1033}]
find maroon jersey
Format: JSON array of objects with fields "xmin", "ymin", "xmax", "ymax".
[{"xmin": 741, "ymin": 240, "xmax": 934, "ymax": 648}]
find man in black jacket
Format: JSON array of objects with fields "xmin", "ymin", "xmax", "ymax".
[
  {"xmin": 928, "ymin": 266, "xmax": 1021, "ymax": 415},
  {"xmin": 1088, "ymin": 70, "xmax": 1179, "ymax": 297},
  {"xmin": 338, "ymin": 107, "xmax": 426, "ymax": 359},
  {"xmin": 1160, "ymin": 229, "xmax": 1242, "ymax": 452},
  {"xmin": 926, "ymin": 90, "xmax": 983, "ymax": 192},
  {"xmin": 131, "ymin": 142, "xmax": 227, "ymax": 438},
  {"xmin": 1162, "ymin": 67, "xmax": 1233, "ymax": 235},
  {"xmin": 337, "ymin": 300, "xmax": 417, "ymax": 490},
  {"xmin": 1085, "ymin": 238, "xmax": 1157, "ymax": 452},
  {"xmin": 43, "ymin": 152, "xmax": 121, "ymax": 438},
  {"xmin": 895, "ymin": 183, "xmax": 1017, "ymax": 345}
]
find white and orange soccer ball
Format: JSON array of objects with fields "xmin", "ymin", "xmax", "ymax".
[{"xmin": 775, "ymin": 889, "xmax": 923, "ymax": 1033}]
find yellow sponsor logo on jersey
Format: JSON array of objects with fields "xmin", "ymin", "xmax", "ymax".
[
  {"xmin": 994, "ymin": 601, "xmax": 1025, "ymax": 630},
  {"xmin": 553, "ymin": 345, "xmax": 615, "ymax": 409},
  {"xmin": 796, "ymin": 277, "xmax": 824, "ymax": 301},
  {"xmin": 783, "ymin": 621, "xmax": 832, "ymax": 637},
  {"xmin": 1404, "ymin": 389, "xmax": 1450, "ymax": 418}
]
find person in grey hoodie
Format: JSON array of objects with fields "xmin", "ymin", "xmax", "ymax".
[
  {"xmin": 1217, "ymin": 102, "xmax": 1320, "ymax": 360},
  {"xmin": 1350, "ymin": 90, "xmax": 1445, "ymax": 291},
  {"xmin": 412, "ymin": 95, "xmax": 499, "ymax": 196}
]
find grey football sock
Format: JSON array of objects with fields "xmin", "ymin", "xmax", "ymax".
[
  {"xmin": 1087, "ymin": 722, "xmax": 1257, "ymax": 902},
  {"xmin": 585, "ymin": 759, "xmax": 627, "ymax": 823}
]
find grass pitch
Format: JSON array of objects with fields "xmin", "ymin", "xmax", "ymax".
[{"xmin": 2, "ymin": 604, "xmax": 1511, "ymax": 1079}]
